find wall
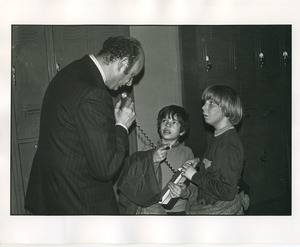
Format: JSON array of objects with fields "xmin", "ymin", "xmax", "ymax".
[{"xmin": 129, "ymin": 26, "xmax": 183, "ymax": 150}]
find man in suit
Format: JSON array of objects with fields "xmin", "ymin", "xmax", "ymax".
[{"xmin": 25, "ymin": 36, "xmax": 145, "ymax": 215}]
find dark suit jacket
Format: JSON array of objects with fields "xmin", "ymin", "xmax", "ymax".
[{"xmin": 25, "ymin": 55, "xmax": 129, "ymax": 215}]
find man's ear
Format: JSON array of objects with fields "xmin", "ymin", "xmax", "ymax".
[{"xmin": 118, "ymin": 57, "xmax": 129, "ymax": 72}]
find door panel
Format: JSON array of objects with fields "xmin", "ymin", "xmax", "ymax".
[
  {"xmin": 18, "ymin": 141, "xmax": 38, "ymax": 197},
  {"xmin": 52, "ymin": 26, "xmax": 90, "ymax": 71},
  {"xmin": 180, "ymin": 25, "xmax": 291, "ymax": 213},
  {"xmin": 239, "ymin": 111, "xmax": 264, "ymax": 205},
  {"xmin": 234, "ymin": 26, "xmax": 260, "ymax": 111},
  {"xmin": 180, "ymin": 26, "xmax": 208, "ymax": 158},
  {"xmin": 87, "ymin": 25, "xmax": 130, "ymax": 54},
  {"xmin": 261, "ymin": 109, "xmax": 289, "ymax": 199},
  {"xmin": 198, "ymin": 26, "xmax": 235, "ymax": 88},
  {"xmin": 259, "ymin": 26, "xmax": 283, "ymax": 109},
  {"xmin": 12, "ymin": 26, "xmax": 50, "ymax": 140}
]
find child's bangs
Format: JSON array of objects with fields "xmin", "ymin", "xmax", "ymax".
[
  {"xmin": 169, "ymin": 112, "xmax": 183, "ymax": 123},
  {"xmin": 202, "ymin": 88, "xmax": 222, "ymax": 105}
]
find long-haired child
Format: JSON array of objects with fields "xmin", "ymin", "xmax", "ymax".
[{"xmin": 181, "ymin": 85, "xmax": 249, "ymax": 215}]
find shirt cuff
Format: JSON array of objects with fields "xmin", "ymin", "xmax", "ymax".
[{"xmin": 115, "ymin": 123, "xmax": 129, "ymax": 134}]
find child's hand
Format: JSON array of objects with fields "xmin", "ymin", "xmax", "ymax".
[
  {"xmin": 168, "ymin": 182, "xmax": 187, "ymax": 199},
  {"xmin": 153, "ymin": 144, "xmax": 169, "ymax": 163},
  {"xmin": 183, "ymin": 158, "xmax": 200, "ymax": 169},
  {"xmin": 181, "ymin": 158, "xmax": 200, "ymax": 180},
  {"xmin": 182, "ymin": 165, "xmax": 197, "ymax": 180}
]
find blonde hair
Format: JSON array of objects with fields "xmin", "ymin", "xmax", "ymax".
[{"xmin": 202, "ymin": 85, "xmax": 243, "ymax": 125}]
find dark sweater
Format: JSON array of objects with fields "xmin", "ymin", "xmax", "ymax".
[{"xmin": 192, "ymin": 128, "xmax": 244, "ymax": 205}]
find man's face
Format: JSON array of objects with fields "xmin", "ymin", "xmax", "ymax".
[{"xmin": 107, "ymin": 55, "xmax": 144, "ymax": 91}]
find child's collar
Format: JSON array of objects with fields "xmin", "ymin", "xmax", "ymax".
[
  {"xmin": 158, "ymin": 140, "xmax": 180, "ymax": 149},
  {"xmin": 214, "ymin": 124, "xmax": 234, "ymax": 137}
]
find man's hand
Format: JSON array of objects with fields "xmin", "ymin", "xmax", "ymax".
[{"xmin": 114, "ymin": 97, "xmax": 136, "ymax": 129}]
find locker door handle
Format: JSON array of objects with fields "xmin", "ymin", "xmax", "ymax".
[
  {"xmin": 12, "ymin": 66, "xmax": 16, "ymax": 86},
  {"xmin": 56, "ymin": 62, "xmax": 60, "ymax": 72},
  {"xmin": 283, "ymin": 51, "xmax": 289, "ymax": 66},
  {"xmin": 259, "ymin": 53, "xmax": 265, "ymax": 67},
  {"xmin": 206, "ymin": 55, "xmax": 212, "ymax": 72},
  {"xmin": 260, "ymin": 149, "xmax": 267, "ymax": 162}
]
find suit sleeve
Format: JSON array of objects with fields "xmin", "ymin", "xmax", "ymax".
[{"xmin": 74, "ymin": 88, "xmax": 129, "ymax": 182}]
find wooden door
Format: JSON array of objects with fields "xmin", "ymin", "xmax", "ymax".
[
  {"xmin": 239, "ymin": 111, "xmax": 264, "ymax": 203},
  {"xmin": 52, "ymin": 26, "xmax": 90, "ymax": 73},
  {"xmin": 261, "ymin": 109, "xmax": 289, "ymax": 199},
  {"xmin": 11, "ymin": 25, "xmax": 132, "ymax": 214},
  {"xmin": 51, "ymin": 25, "xmax": 130, "ymax": 73},
  {"xmin": 87, "ymin": 25, "xmax": 129, "ymax": 55},
  {"xmin": 11, "ymin": 26, "xmax": 51, "ymax": 214},
  {"xmin": 199, "ymin": 26, "xmax": 236, "ymax": 89},
  {"xmin": 180, "ymin": 26, "xmax": 208, "ymax": 158},
  {"xmin": 233, "ymin": 26, "xmax": 262, "ymax": 205},
  {"xmin": 180, "ymin": 25, "xmax": 291, "ymax": 213},
  {"xmin": 281, "ymin": 26, "xmax": 292, "ymax": 196},
  {"xmin": 233, "ymin": 26, "xmax": 260, "ymax": 111},
  {"xmin": 238, "ymin": 26, "xmax": 291, "ymax": 207},
  {"xmin": 12, "ymin": 26, "xmax": 50, "ymax": 140}
]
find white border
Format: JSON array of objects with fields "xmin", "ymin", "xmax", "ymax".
[{"xmin": 1, "ymin": 0, "xmax": 300, "ymax": 245}]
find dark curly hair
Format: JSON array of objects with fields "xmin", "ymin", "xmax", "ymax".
[
  {"xmin": 157, "ymin": 105, "xmax": 190, "ymax": 143},
  {"xmin": 98, "ymin": 36, "xmax": 144, "ymax": 75}
]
